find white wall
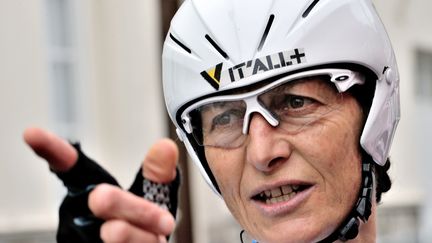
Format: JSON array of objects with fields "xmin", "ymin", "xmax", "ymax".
[
  {"xmin": 0, "ymin": 0, "xmax": 165, "ymax": 234},
  {"xmin": 0, "ymin": 0, "xmax": 58, "ymax": 232},
  {"xmin": 80, "ymin": 0, "xmax": 165, "ymax": 188}
]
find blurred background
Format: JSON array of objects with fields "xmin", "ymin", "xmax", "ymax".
[{"xmin": 0, "ymin": 0, "xmax": 430, "ymax": 242}]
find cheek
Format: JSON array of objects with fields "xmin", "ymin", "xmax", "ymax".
[
  {"xmin": 307, "ymin": 98, "xmax": 363, "ymax": 171},
  {"xmin": 322, "ymin": 129, "xmax": 362, "ymax": 194},
  {"xmin": 204, "ymin": 147, "xmax": 244, "ymax": 197},
  {"xmin": 204, "ymin": 147, "xmax": 248, "ymax": 219},
  {"xmin": 297, "ymin": 100, "xmax": 363, "ymax": 207}
]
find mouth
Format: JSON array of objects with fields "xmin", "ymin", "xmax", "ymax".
[{"xmin": 251, "ymin": 183, "xmax": 313, "ymax": 205}]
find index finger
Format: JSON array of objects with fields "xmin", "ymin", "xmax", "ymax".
[
  {"xmin": 23, "ymin": 127, "xmax": 77, "ymax": 172},
  {"xmin": 89, "ymin": 184, "xmax": 176, "ymax": 236}
]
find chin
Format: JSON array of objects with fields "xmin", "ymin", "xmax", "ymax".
[
  {"xmin": 250, "ymin": 218, "xmax": 337, "ymax": 243},
  {"xmin": 255, "ymin": 232, "xmax": 328, "ymax": 243}
]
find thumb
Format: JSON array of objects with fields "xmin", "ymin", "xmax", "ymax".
[
  {"xmin": 128, "ymin": 139, "xmax": 180, "ymax": 218},
  {"xmin": 142, "ymin": 138, "xmax": 179, "ymax": 183}
]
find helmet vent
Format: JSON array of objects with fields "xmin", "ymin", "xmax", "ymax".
[
  {"xmin": 258, "ymin": 14, "xmax": 275, "ymax": 51},
  {"xmin": 205, "ymin": 34, "xmax": 230, "ymax": 60},
  {"xmin": 169, "ymin": 33, "xmax": 192, "ymax": 54},
  {"xmin": 302, "ymin": 0, "xmax": 321, "ymax": 18}
]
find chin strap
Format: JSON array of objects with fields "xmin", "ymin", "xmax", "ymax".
[{"xmin": 317, "ymin": 159, "xmax": 374, "ymax": 243}]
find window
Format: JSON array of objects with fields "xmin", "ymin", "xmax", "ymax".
[
  {"xmin": 378, "ymin": 205, "xmax": 419, "ymax": 243},
  {"xmin": 44, "ymin": 0, "xmax": 77, "ymax": 137},
  {"xmin": 416, "ymin": 49, "xmax": 432, "ymax": 98}
]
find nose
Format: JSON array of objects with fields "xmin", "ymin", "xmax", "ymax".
[{"xmin": 245, "ymin": 113, "xmax": 292, "ymax": 173}]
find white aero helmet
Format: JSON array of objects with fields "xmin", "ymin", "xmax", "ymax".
[{"xmin": 162, "ymin": 0, "xmax": 400, "ymax": 194}]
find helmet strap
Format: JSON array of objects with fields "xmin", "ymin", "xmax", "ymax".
[{"xmin": 318, "ymin": 156, "xmax": 374, "ymax": 242}]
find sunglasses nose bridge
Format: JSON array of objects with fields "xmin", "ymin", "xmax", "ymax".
[{"xmin": 242, "ymin": 97, "xmax": 279, "ymax": 134}]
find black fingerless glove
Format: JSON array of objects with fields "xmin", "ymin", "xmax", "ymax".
[
  {"xmin": 54, "ymin": 143, "xmax": 180, "ymax": 243},
  {"xmin": 128, "ymin": 166, "xmax": 180, "ymax": 218}
]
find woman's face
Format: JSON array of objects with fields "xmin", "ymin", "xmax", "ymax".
[{"xmin": 203, "ymin": 78, "xmax": 363, "ymax": 242}]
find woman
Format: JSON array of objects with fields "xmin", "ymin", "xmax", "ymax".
[{"xmin": 25, "ymin": 0, "xmax": 399, "ymax": 242}]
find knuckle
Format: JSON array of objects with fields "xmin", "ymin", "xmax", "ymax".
[
  {"xmin": 101, "ymin": 220, "xmax": 161, "ymax": 243},
  {"xmin": 100, "ymin": 220, "xmax": 130, "ymax": 243},
  {"xmin": 88, "ymin": 184, "xmax": 120, "ymax": 217}
]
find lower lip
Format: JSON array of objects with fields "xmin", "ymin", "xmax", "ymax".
[{"xmin": 251, "ymin": 186, "xmax": 315, "ymax": 217}]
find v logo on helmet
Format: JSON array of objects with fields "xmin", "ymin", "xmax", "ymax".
[
  {"xmin": 200, "ymin": 48, "xmax": 307, "ymax": 90},
  {"xmin": 200, "ymin": 63, "xmax": 224, "ymax": 90}
]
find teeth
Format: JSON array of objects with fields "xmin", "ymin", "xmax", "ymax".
[
  {"xmin": 281, "ymin": 185, "xmax": 293, "ymax": 194},
  {"xmin": 260, "ymin": 184, "xmax": 305, "ymax": 204},
  {"xmin": 266, "ymin": 192, "xmax": 296, "ymax": 204},
  {"xmin": 271, "ymin": 188, "xmax": 282, "ymax": 197}
]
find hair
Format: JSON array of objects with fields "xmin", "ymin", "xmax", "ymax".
[{"xmin": 374, "ymin": 158, "xmax": 392, "ymax": 203}]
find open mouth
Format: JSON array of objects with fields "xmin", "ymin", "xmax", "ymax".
[{"xmin": 252, "ymin": 184, "xmax": 313, "ymax": 204}]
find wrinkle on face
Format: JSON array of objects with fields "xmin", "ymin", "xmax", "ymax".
[{"xmin": 204, "ymin": 78, "xmax": 365, "ymax": 243}]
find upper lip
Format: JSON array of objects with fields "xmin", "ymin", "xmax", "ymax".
[{"xmin": 249, "ymin": 179, "xmax": 315, "ymax": 200}]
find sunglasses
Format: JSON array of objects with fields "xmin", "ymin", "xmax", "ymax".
[{"xmin": 181, "ymin": 69, "xmax": 364, "ymax": 148}]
